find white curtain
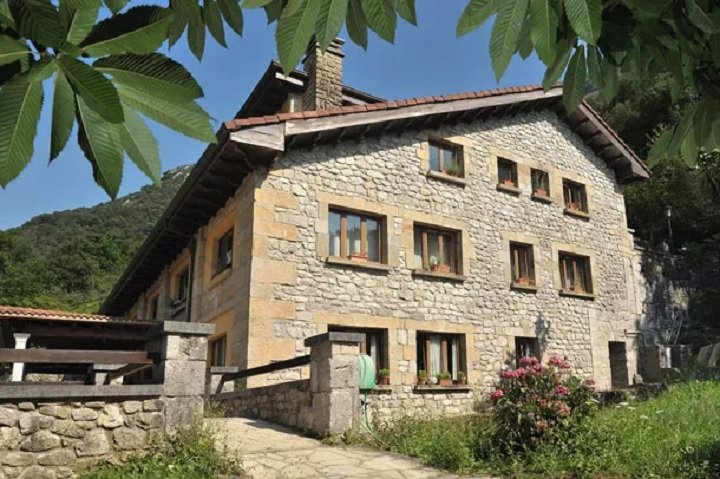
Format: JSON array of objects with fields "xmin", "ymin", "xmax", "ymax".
[
  {"xmin": 430, "ymin": 336, "xmax": 441, "ymax": 375},
  {"xmin": 414, "ymin": 229, "xmax": 423, "ymax": 268}
]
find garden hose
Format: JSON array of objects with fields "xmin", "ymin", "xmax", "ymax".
[{"xmin": 362, "ymin": 392, "xmax": 387, "ymax": 446}]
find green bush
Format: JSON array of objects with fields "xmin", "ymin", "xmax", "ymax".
[{"xmin": 78, "ymin": 424, "xmax": 241, "ymax": 479}]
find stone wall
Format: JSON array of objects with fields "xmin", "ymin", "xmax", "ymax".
[
  {"xmin": 0, "ymin": 398, "xmax": 163, "ymax": 479},
  {"xmin": 365, "ymin": 387, "xmax": 477, "ymax": 423}
]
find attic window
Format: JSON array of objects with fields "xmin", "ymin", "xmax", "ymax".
[
  {"xmin": 497, "ymin": 158, "xmax": 518, "ymax": 190},
  {"xmin": 563, "ymin": 179, "xmax": 588, "ymax": 216},
  {"xmin": 215, "ymin": 229, "xmax": 234, "ymax": 275},
  {"xmin": 429, "ymin": 140, "xmax": 463, "ymax": 177}
]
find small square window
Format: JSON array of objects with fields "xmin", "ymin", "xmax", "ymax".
[
  {"xmin": 210, "ymin": 335, "xmax": 227, "ymax": 367},
  {"xmin": 515, "ymin": 337, "xmax": 540, "ymax": 366},
  {"xmin": 497, "ymin": 157, "xmax": 518, "ymax": 189},
  {"xmin": 510, "ymin": 242, "xmax": 535, "ymax": 287},
  {"xmin": 417, "ymin": 332, "xmax": 466, "ymax": 381},
  {"xmin": 559, "ymin": 252, "xmax": 593, "ymax": 294},
  {"xmin": 563, "ymin": 179, "xmax": 588, "ymax": 213},
  {"xmin": 328, "ymin": 325, "xmax": 387, "ymax": 376},
  {"xmin": 215, "ymin": 229, "xmax": 233, "ymax": 274},
  {"xmin": 146, "ymin": 294, "xmax": 159, "ymax": 321},
  {"xmin": 413, "ymin": 225, "xmax": 461, "ymax": 274},
  {"xmin": 328, "ymin": 208, "xmax": 384, "ymax": 263},
  {"xmin": 531, "ymin": 169, "xmax": 550, "ymax": 198},
  {"xmin": 429, "ymin": 140, "xmax": 463, "ymax": 177},
  {"xmin": 175, "ymin": 267, "xmax": 190, "ymax": 303}
]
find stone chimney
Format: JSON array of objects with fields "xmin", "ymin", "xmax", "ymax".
[{"xmin": 302, "ymin": 38, "xmax": 344, "ymax": 111}]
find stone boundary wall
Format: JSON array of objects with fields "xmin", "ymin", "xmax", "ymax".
[
  {"xmin": 214, "ymin": 380, "xmax": 312, "ymax": 430},
  {"xmin": 364, "ymin": 387, "xmax": 477, "ymax": 424},
  {"xmin": 0, "ymin": 397, "xmax": 164, "ymax": 479}
]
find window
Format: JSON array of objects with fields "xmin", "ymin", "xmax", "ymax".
[
  {"xmin": 559, "ymin": 252, "xmax": 593, "ymax": 294},
  {"xmin": 328, "ymin": 326, "xmax": 387, "ymax": 374},
  {"xmin": 510, "ymin": 242, "xmax": 535, "ymax": 286},
  {"xmin": 417, "ymin": 332, "xmax": 465, "ymax": 380},
  {"xmin": 210, "ymin": 336, "xmax": 227, "ymax": 367},
  {"xmin": 429, "ymin": 140, "xmax": 463, "ymax": 177},
  {"xmin": 515, "ymin": 337, "xmax": 539, "ymax": 366},
  {"xmin": 497, "ymin": 157, "xmax": 518, "ymax": 188},
  {"xmin": 146, "ymin": 294, "xmax": 159, "ymax": 320},
  {"xmin": 414, "ymin": 225, "xmax": 460, "ymax": 274},
  {"xmin": 563, "ymin": 179, "xmax": 588, "ymax": 213},
  {"xmin": 531, "ymin": 169, "xmax": 550, "ymax": 198},
  {"xmin": 215, "ymin": 229, "xmax": 233, "ymax": 274},
  {"xmin": 175, "ymin": 267, "xmax": 190, "ymax": 303},
  {"xmin": 328, "ymin": 209, "xmax": 383, "ymax": 263}
]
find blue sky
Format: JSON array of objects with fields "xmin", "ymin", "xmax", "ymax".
[{"xmin": 0, "ymin": 1, "xmax": 545, "ymax": 230}]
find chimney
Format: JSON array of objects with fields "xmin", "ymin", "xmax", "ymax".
[{"xmin": 302, "ymin": 38, "xmax": 345, "ymax": 111}]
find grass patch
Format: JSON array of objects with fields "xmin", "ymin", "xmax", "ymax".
[
  {"xmin": 78, "ymin": 424, "xmax": 241, "ymax": 479},
  {"xmin": 362, "ymin": 381, "xmax": 720, "ymax": 478}
]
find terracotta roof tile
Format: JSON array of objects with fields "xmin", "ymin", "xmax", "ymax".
[{"xmin": 0, "ymin": 305, "xmax": 152, "ymax": 325}]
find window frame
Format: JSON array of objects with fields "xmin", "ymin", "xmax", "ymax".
[
  {"xmin": 416, "ymin": 332, "xmax": 466, "ymax": 381},
  {"xmin": 209, "ymin": 335, "xmax": 227, "ymax": 367},
  {"xmin": 175, "ymin": 267, "xmax": 190, "ymax": 303},
  {"xmin": 328, "ymin": 208, "xmax": 385, "ymax": 263},
  {"xmin": 515, "ymin": 336, "xmax": 540, "ymax": 366},
  {"xmin": 215, "ymin": 228, "xmax": 234, "ymax": 275},
  {"xmin": 558, "ymin": 252, "xmax": 593, "ymax": 294},
  {"xmin": 531, "ymin": 168, "xmax": 550, "ymax": 198},
  {"xmin": 328, "ymin": 325, "xmax": 388, "ymax": 375},
  {"xmin": 497, "ymin": 157, "xmax": 518, "ymax": 189},
  {"xmin": 413, "ymin": 224, "xmax": 461, "ymax": 275},
  {"xmin": 146, "ymin": 293, "xmax": 159, "ymax": 321},
  {"xmin": 510, "ymin": 242, "xmax": 536, "ymax": 287},
  {"xmin": 562, "ymin": 179, "xmax": 588, "ymax": 214},
  {"xmin": 428, "ymin": 140, "xmax": 464, "ymax": 178}
]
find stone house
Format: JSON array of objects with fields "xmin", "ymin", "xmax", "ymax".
[{"xmin": 99, "ymin": 40, "xmax": 650, "ymax": 403}]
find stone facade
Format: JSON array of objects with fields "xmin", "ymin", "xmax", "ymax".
[
  {"xmin": 365, "ymin": 388, "xmax": 477, "ymax": 423},
  {"xmin": 0, "ymin": 399, "xmax": 163, "ymax": 479}
]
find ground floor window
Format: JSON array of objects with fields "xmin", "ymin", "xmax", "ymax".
[
  {"xmin": 328, "ymin": 325, "xmax": 387, "ymax": 374},
  {"xmin": 416, "ymin": 332, "xmax": 465, "ymax": 380},
  {"xmin": 515, "ymin": 336, "xmax": 540, "ymax": 366},
  {"xmin": 210, "ymin": 335, "xmax": 227, "ymax": 367}
]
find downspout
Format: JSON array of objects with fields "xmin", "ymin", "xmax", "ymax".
[{"xmin": 186, "ymin": 236, "xmax": 197, "ymax": 322}]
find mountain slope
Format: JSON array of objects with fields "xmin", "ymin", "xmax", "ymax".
[{"xmin": 0, "ymin": 165, "xmax": 192, "ymax": 313}]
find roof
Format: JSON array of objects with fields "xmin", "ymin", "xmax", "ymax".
[
  {"xmin": 0, "ymin": 305, "xmax": 151, "ymax": 325},
  {"xmin": 100, "ymin": 83, "xmax": 649, "ymax": 315}
]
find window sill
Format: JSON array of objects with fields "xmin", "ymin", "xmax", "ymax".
[
  {"xmin": 559, "ymin": 289, "xmax": 596, "ymax": 300},
  {"xmin": 531, "ymin": 193, "xmax": 553, "ymax": 204},
  {"xmin": 170, "ymin": 302, "xmax": 187, "ymax": 317},
  {"xmin": 564, "ymin": 208, "xmax": 590, "ymax": 220},
  {"xmin": 511, "ymin": 282, "xmax": 538, "ymax": 292},
  {"xmin": 363, "ymin": 385, "xmax": 394, "ymax": 394},
  {"xmin": 208, "ymin": 268, "xmax": 232, "ymax": 291},
  {"xmin": 426, "ymin": 170, "xmax": 467, "ymax": 186},
  {"xmin": 497, "ymin": 183, "xmax": 520, "ymax": 195},
  {"xmin": 325, "ymin": 257, "xmax": 392, "ymax": 272},
  {"xmin": 412, "ymin": 269, "xmax": 466, "ymax": 282},
  {"xmin": 413, "ymin": 386, "xmax": 471, "ymax": 394}
]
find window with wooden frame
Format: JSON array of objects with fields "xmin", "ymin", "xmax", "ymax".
[
  {"xmin": 515, "ymin": 336, "xmax": 540, "ymax": 366},
  {"xmin": 146, "ymin": 294, "xmax": 159, "ymax": 320},
  {"xmin": 209, "ymin": 335, "xmax": 227, "ymax": 367},
  {"xmin": 417, "ymin": 332, "xmax": 465, "ymax": 381},
  {"xmin": 429, "ymin": 140, "xmax": 463, "ymax": 177},
  {"xmin": 328, "ymin": 325, "xmax": 387, "ymax": 375},
  {"xmin": 510, "ymin": 242, "xmax": 535, "ymax": 287},
  {"xmin": 497, "ymin": 157, "xmax": 518, "ymax": 188},
  {"xmin": 328, "ymin": 208, "xmax": 383, "ymax": 263},
  {"xmin": 215, "ymin": 229, "xmax": 233, "ymax": 274},
  {"xmin": 563, "ymin": 179, "xmax": 588, "ymax": 213},
  {"xmin": 175, "ymin": 267, "xmax": 190, "ymax": 303},
  {"xmin": 413, "ymin": 225, "xmax": 461, "ymax": 274},
  {"xmin": 531, "ymin": 168, "xmax": 550, "ymax": 198},
  {"xmin": 559, "ymin": 252, "xmax": 593, "ymax": 294}
]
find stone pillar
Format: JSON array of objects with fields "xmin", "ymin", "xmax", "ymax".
[
  {"xmin": 153, "ymin": 321, "xmax": 214, "ymax": 434},
  {"xmin": 301, "ymin": 38, "xmax": 344, "ymax": 111},
  {"xmin": 305, "ymin": 331, "xmax": 363, "ymax": 437},
  {"xmin": 11, "ymin": 333, "xmax": 30, "ymax": 382}
]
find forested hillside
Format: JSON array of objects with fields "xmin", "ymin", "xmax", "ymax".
[{"xmin": 0, "ymin": 165, "xmax": 192, "ymax": 313}]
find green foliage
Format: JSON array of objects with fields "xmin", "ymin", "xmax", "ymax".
[
  {"xmin": 78, "ymin": 423, "xmax": 241, "ymax": 479},
  {"xmin": 0, "ymin": 165, "xmax": 190, "ymax": 312}
]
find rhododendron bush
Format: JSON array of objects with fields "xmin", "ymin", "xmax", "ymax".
[{"xmin": 490, "ymin": 356, "xmax": 597, "ymax": 449}]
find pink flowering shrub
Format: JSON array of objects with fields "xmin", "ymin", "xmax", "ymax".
[{"xmin": 490, "ymin": 356, "xmax": 596, "ymax": 449}]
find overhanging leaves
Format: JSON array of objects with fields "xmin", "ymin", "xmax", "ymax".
[
  {"xmin": 9, "ymin": 0, "xmax": 63, "ymax": 48},
  {"xmin": 457, "ymin": 0, "xmax": 495, "ymax": 37},
  {"xmin": 118, "ymin": 104, "xmax": 160, "ymax": 183},
  {"xmin": 77, "ymin": 95, "xmax": 123, "ymax": 197},
  {"xmin": 563, "ymin": 0, "xmax": 602, "ymax": 44},
  {"xmin": 529, "ymin": 0, "xmax": 558, "ymax": 65},
  {"xmin": 81, "ymin": 6, "xmax": 171, "ymax": 57},
  {"xmin": 58, "ymin": 55, "xmax": 123, "ymax": 123},
  {"xmin": 50, "ymin": 70, "xmax": 75, "ymax": 162},
  {"xmin": 218, "ymin": 0, "xmax": 243, "ymax": 34},
  {"xmin": 275, "ymin": 0, "xmax": 320, "ymax": 72},
  {"xmin": 393, "ymin": 0, "xmax": 416, "ymax": 25},
  {"xmin": 63, "ymin": 0, "xmax": 101, "ymax": 45},
  {"xmin": 316, "ymin": 0, "xmax": 348, "ymax": 51},
  {"xmin": 0, "ymin": 35, "xmax": 28, "ymax": 66},
  {"xmin": 489, "ymin": 0, "xmax": 528, "ymax": 80},
  {"xmin": 0, "ymin": 73, "xmax": 43, "ymax": 186},
  {"xmin": 346, "ymin": 0, "xmax": 368, "ymax": 49},
  {"xmin": 362, "ymin": 0, "xmax": 396, "ymax": 42},
  {"xmin": 203, "ymin": 0, "xmax": 226, "ymax": 47},
  {"xmin": 562, "ymin": 44, "xmax": 586, "ymax": 111}
]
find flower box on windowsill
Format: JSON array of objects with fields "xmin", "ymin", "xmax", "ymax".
[
  {"xmin": 325, "ymin": 256, "xmax": 392, "ymax": 272},
  {"xmin": 431, "ymin": 263, "xmax": 451, "ymax": 273},
  {"xmin": 532, "ymin": 191, "xmax": 553, "ymax": 203},
  {"xmin": 564, "ymin": 205, "xmax": 590, "ymax": 219},
  {"xmin": 348, "ymin": 253, "xmax": 368, "ymax": 262},
  {"xmin": 425, "ymin": 170, "xmax": 467, "ymax": 186},
  {"xmin": 496, "ymin": 182, "xmax": 520, "ymax": 195},
  {"xmin": 412, "ymin": 269, "xmax": 467, "ymax": 282},
  {"xmin": 413, "ymin": 385, "xmax": 471, "ymax": 394}
]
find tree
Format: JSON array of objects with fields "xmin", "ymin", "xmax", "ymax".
[{"xmin": 0, "ymin": 0, "xmax": 719, "ymax": 196}]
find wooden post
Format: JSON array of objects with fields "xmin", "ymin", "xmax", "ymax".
[{"xmin": 11, "ymin": 333, "xmax": 30, "ymax": 382}]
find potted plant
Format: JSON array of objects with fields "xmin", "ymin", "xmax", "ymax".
[
  {"xmin": 457, "ymin": 371, "xmax": 467, "ymax": 385},
  {"xmin": 436, "ymin": 372, "xmax": 453, "ymax": 387},
  {"xmin": 378, "ymin": 368, "xmax": 390, "ymax": 385},
  {"xmin": 532, "ymin": 171, "xmax": 548, "ymax": 197},
  {"xmin": 502, "ymin": 177, "xmax": 515, "ymax": 187},
  {"xmin": 567, "ymin": 201, "xmax": 582, "ymax": 212},
  {"xmin": 417, "ymin": 369, "xmax": 427, "ymax": 386},
  {"xmin": 515, "ymin": 276, "xmax": 531, "ymax": 286},
  {"xmin": 348, "ymin": 251, "xmax": 368, "ymax": 262},
  {"xmin": 445, "ymin": 164, "xmax": 460, "ymax": 177},
  {"xmin": 430, "ymin": 255, "xmax": 451, "ymax": 273}
]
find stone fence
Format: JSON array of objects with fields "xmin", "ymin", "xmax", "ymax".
[{"xmin": 0, "ymin": 321, "xmax": 213, "ymax": 478}]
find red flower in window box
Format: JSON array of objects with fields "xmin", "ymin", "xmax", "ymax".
[
  {"xmin": 534, "ymin": 187, "xmax": 548, "ymax": 197},
  {"xmin": 431, "ymin": 263, "xmax": 451, "ymax": 273},
  {"xmin": 568, "ymin": 202, "xmax": 582, "ymax": 211},
  {"xmin": 515, "ymin": 277, "xmax": 531, "ymax": 286},
  {"xmin": 502, "ymin": 178, "xmax": 516, "ymax": 187},
  {"xmin": 348, "ymin": 252, "xmax": 368, "ymax": 262}
]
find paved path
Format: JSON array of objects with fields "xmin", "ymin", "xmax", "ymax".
[{"xmin": 209, "ymin": 417, "xmax": 491, "ymax": 479}]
